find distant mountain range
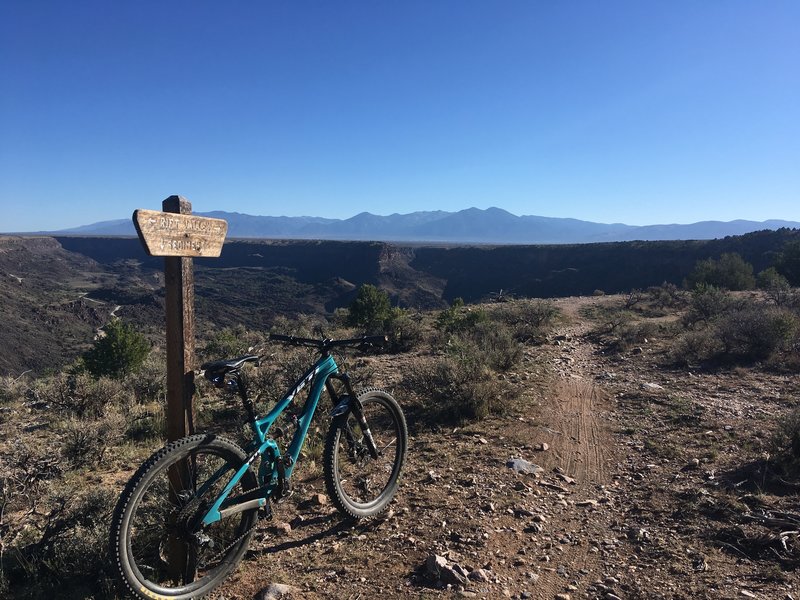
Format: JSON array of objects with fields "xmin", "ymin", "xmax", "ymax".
[{"xmin": 24, "ymin": 207, "xmax": 800, "ymax": 244}]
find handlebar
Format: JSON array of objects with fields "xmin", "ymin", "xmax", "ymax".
[{"xmin": 268, "ymin": 333, "xmax": 388, "ymax": 352}]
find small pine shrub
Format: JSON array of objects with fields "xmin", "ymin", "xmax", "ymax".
[
  {"xmin": 342, "ymin": 285, "xmax": 418, "ymax": 352},
  {"xmin": 82, "ymin": 319, "xmax": 150, "ymax": 379},
  {"xmin": 347, "ymin": 284, "xmax": 392, "ymax": 333}
]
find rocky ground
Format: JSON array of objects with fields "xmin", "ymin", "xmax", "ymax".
[{"xmin": 194, "ymin": 295, "xmax": 800, "ymax": 600}]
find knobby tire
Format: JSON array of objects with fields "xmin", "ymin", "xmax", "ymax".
[
  {"xmin": 110, "ymin": 434, "xmax": 258, "ymax": 600},
  {"xmin": 323, "ymin": 389, "xmax": 407, "ymax": 519}
]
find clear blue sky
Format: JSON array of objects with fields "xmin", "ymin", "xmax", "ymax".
[{"xmin": 1, "ymin": 1, "xmax": 798, "ymax": 231}]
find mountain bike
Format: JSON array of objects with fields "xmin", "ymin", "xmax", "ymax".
[{"xmin": 110, "ymin": 334, "xmax": 407, "ymax": 600}]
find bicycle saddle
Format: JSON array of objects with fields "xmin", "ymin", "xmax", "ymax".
[{"xmin": 201, "ymin": 355, "xmax": 259, "ymax": 378}]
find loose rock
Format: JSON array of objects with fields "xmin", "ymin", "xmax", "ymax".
[
  {"xmin": 507, "ymin": 458, "xmax": 544, "ymax": 476},
  {"xmin": 257, "ymin": 583, "xmax": 303, "ymax": 599}
]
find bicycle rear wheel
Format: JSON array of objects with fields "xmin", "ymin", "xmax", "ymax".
[
  {"xmin": 110, "ymin": 434, "xmax": 258, "ymax": 600},
  {"xmin": 324, "ymin": 389, "xmax": 407, "ymax": 519}
]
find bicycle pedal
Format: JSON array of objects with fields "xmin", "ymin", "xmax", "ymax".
[{"xmin": 259, "ymin": 504, "xmax": 273, "ymax": 520}]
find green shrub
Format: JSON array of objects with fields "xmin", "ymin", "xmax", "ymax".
[
  {"xmin": 623, "ymin": 289, "xmax": 646, "ymax": 309},
  {"xmin": 669, "ymin": 329, "xmax": 725, "ymax": 366},
  {"xmin": 684, "ymin": 284, "xmax": 734, "ymax": 326},
  {"xmin": 347, "ymin": 284, "xmax": 392, "ymax": 332},
  {"xmin": 716, "ymin": 306, "xmax": 797, "ymax": 361},
  {"xmin": 82, "ymin": 319, "xmax": 150, "ymax": 379},
  {"xmin": 673, "ymin": 304, "xmax": 798, "ymax": 364},
  {"xmin": 2, "ymin": 484, "xmax": 116, "ymax": 596},
  {"xmin": 201, "ymin": 324, "xmax": 266, "ymax": 361},
  {"xmin": 493, "ymin": 299, "xmax": 560, "ymax": 342},
  {"xmin": 685, "ymin": 253, "xmax": 755, "ymax": 291},
  {"xmin": 127, "ymin": 352, "xmax": 167, "ymax": 405},
  {"xmin": 33, "ymin": 373, "xmax": 130, "ymax": 418},
  {"xmin": 60, "ymin": 413, "xmax": 123, "ymax": 468},
  {"xmin": 757, "ymin": 267, "xmax": 796, "ymax": 307},
  {"xmin": 435, "ymin": 299, "xmax": 488, "ymax": 334},
  {"xmin": 124, "ymin": 404, "xmax": 166, "ymax": 442},
  {"xmin": 0, "ymin": 375, "xmax": 27, "ymax": 405},
  {"xmin": 647, "ymin": 282, "xmax": 688, "ymax": 310},
  {"xmin": 586, "ymin": 306, "xmax": 636, "ymax": 338},
  {"xmin": 342, "ymin": 285, "xmax": 417, "ymax": 351},
  {"xmin": 757, "ymin": 267, "xmax": 790, "ymax": 290},
  {"xmin": 384, "ymin": 308, "xmax": 424, "ymax": 352},
  {"xmin": 612, "ymin": 320, "xmax": 661, "ymax": 352},
  {"xmin": 0, "ymin": 440, "xmax": 62, "ymax": 506},
  {"xmin": 773, "ymin": 407, "xmax": 800, "ymax": 460},
  {"xmin": 459, "ymin": 321, "xmax": 522, "ymax": 371},
  {"xmin": 403, "ymin": 354, "xmax": 516, "ymax": 424}
]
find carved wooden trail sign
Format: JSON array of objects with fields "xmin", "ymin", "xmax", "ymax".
[{"xmin": 133, "ymin": 208, "xmax": 228, "ymax": 257}]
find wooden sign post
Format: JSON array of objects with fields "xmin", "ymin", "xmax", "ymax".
[
  {"xmin": 133, "ymin": 196, "xmax": 228, "ymax": 443},
  {"xmin": 133, "ymin": 196, "xmax": 228, "ymax": 580}
]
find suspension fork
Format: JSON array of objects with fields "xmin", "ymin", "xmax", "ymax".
[{"xmin": 326, "ymin": 373, "xmax": 379, "ymax": 459}]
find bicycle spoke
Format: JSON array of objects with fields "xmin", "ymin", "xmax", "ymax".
[
  {"xmin": 115, "ymin": 436, "xmax": 258, "ymax": 598},
  {"xmin": 377, "ymin": 438, "xmax": 397, "ymax": 455},
  {"xmin": 326, "ymin": 392, "xmax": 406, "ymax": 513}
]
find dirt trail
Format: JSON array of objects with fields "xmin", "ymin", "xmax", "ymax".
[
  {"xmin": 541, "ymin": 299, "xmax": 615, "ymax": 485},
  {"xmin": 518, "ymin": 300, "xmax": 618, "ymax": 597},
  {"xmin": 550, "ymin": 378, "xmax": 610, "ymax": 484}
]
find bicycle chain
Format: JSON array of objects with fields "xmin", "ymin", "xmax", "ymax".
[{"xmin": 204, "ymin": 518, "xmax": 261, "ymax": 568}]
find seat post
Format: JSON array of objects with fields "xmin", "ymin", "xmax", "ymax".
[{"xmin": 234, "ymin": 370, "xmax": 257, "ymax": 423}]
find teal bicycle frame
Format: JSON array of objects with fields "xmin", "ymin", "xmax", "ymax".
[{"xmin": 200, "ymin": 353, "xmax": 340, "ymax": 526}]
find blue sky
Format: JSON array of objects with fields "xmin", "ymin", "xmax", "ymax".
[{"xmin": 1, "ymin": 1, "xmax": 798, "ymax": 231}]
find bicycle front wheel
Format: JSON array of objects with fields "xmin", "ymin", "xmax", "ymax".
[
  {"xmin": 324, "ymin": 389, "xmax": 407, "ymax": 519},
  {"xmin": 110, "ymin": 434, "xmax": 258, "ymax": 600}
]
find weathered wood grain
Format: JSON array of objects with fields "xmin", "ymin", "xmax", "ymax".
[{"xmin": 133, "ymin": 206, "xmax": 227, "ymax": 257}]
